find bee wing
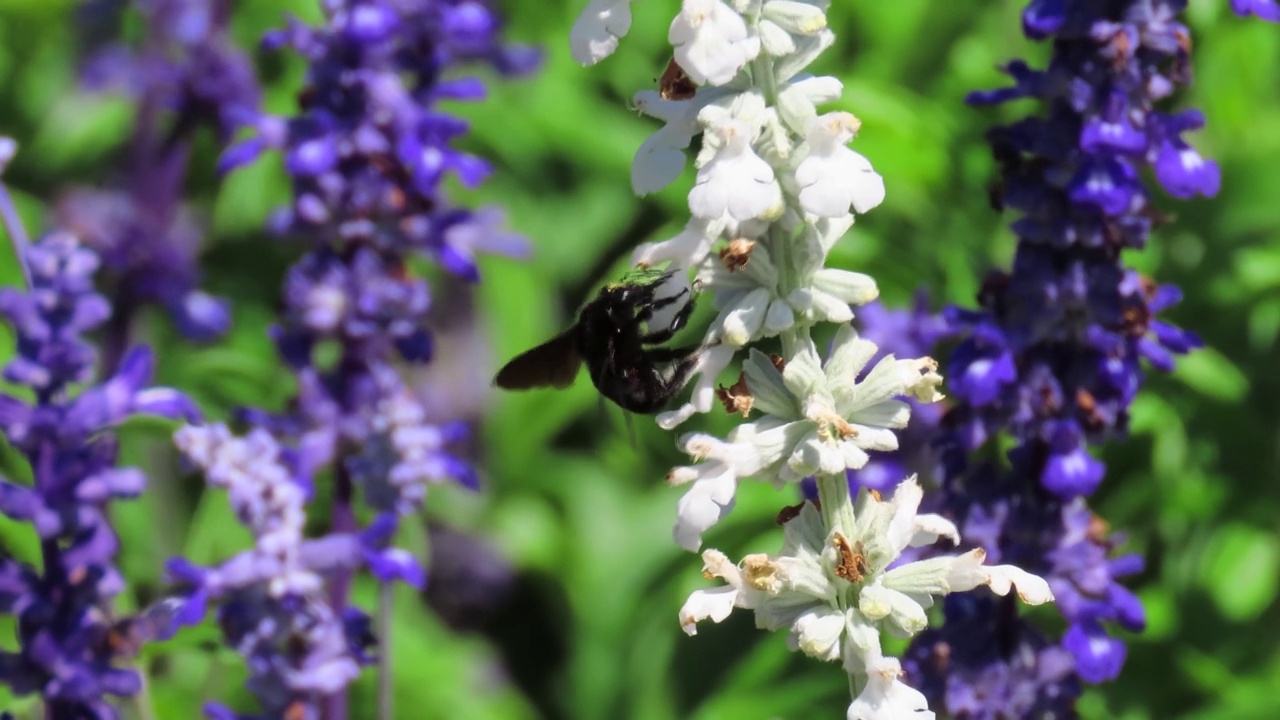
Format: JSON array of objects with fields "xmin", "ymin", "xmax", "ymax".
[{"xmin": 493, "ymin": 331, "xmax": 582, "ymax": 390}]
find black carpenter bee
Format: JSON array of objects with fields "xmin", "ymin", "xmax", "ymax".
[{"xmin": 493, "ymin": 270, "xmax": 702, "ymax": 414}]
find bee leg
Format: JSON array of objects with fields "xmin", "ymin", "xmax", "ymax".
[{"xmin": 639, "ymin": 291, "xmax": 694, "ymax": 345}]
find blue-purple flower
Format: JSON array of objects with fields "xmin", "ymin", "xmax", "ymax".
[
  {"xmin": 905, "ymin": 0, "xmax": 1225, "ymax": 712},
  {"xmin": 179, "ymin": 1, "xmax": 537, "ymax": 716},
  {"xmin": 59, "ymin": 0, "xmax": 261, "ymax": 349},
  {"xmin": 0, "ymin": 231, "xmax": 196, "ymax": 719},
  {"xmin": 167, "ymin": 424, "xmax": 421, "ymax": 720}
]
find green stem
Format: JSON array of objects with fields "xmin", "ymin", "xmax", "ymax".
[
  {"xmin": 377, "ymin": 582, "xmax": 394, "ymax": 720},
  {"xmin": 814, "ymin": 472, "xmax": 856, "ymax": 544}
]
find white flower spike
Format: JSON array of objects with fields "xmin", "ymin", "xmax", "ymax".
[{"xmin": 573, "ymin": 0, "xmax": 1055, "ymax": 716}]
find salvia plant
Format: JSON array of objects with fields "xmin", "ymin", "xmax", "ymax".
[
  {"xmin": 901, "ymin": 1, "xmax": 1275, "ymax": 717},
  {"xmin": 61, "ymin": 0, "xmax": 260, "ymax": 359},
  {"xmin": 572, "ymin": 1, "xmax": 1058, "ymax": 716},
  {"xmin": 0, "ymin": 0, "xmax": 1274, "ymax": 718},
  {"xmin": 164, "ymin": 1, "xmax": 536, "ymax": 718},
  {"xmin": 0, "ymin": 147, "xmax": 197, "ymax": 717}
]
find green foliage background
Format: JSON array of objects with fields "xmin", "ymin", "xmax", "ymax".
[{"xmin": 1, "ymin": 1, "xmax": 1278, "ymax": 718}]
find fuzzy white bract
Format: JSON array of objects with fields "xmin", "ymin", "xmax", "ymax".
[
  {"xmin": 679, "ymin": 482, "xmax": 1053, "ymax": 709},
  {"xmin": 573, "ymin": 0, "xmax": 1054, "ymax": 716}
]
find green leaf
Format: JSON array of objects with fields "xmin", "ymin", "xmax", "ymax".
[
  {"xmin": 1171, "ymin": 347, "xmax": 1249, "ymax": 402},
  {"xmin": 1199, "ymin": 523, "xmax": 1279, "ymax": 621}
]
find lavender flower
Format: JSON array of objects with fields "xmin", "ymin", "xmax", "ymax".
[
  {"xmin": 59, "ymin": 0, "xmax": 260, "ymax": 354},
  {"xmin": 0, "ymin": 231, "xmax": 196, "ymax": 719},
  {"xmin": 167, "ymin": 425, "xmax": 420, "ymax": 720},
  {"xmin": 171, "ymin": 1, "xmax": 536, "ymax": 716},
  {"xmin": 904, "ymin": 1, "xmax": 1227, "ymax": 712}
]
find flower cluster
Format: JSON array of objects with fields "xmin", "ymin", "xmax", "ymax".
[
  {"xmin": 902, "ymin": 1, "xmax": 1263, "ymax": 713},
  {"xmin": 167, "ymin": 1, "xmax": 535, "ymax": 716},
  {"xmin": 168, "ymin": 425, "xmax": 420, "ymax": 720},
  {"xmin": 0, "ymin": 230, "xmax": 196, "ymax": 719},
  {"xmin": 572, "ymin": 1, "xmax": 1054, "ymax": 716},
  {"xmin": 60, "ymin": 0, "xmax": 261, "ymax": 350}
]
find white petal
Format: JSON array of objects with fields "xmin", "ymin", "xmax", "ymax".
[
  {"xmin": 886, "ymin": 476, "xmax": 924, "ymax": 554},
  {"xmin": 894, "ymin": 357, "xmax": 945, "ymax": 403},
  {"xmin": 757, "ymin": 18, "xmax": 795, "ymax": 56},
  {"xmin": 762, "ymin": 1, "xmax": 828, "ymax": 35},
  {"xmin": 763, "ymin": 298, "xmax": 795, "ymax": 334},
  {"xmin": 859, "ymin": 584, "xmax": 928, "ymax": 635},
  {"xmin": 910, "ymin": 513, "xmax": 960, "ymax": 547},
  {"xmin": 689, "ymin": 120, "xmax": 782, "ymax": 223},
  {"xmin": 669, "ymin": 0, "xmax": 761, "ymax": 86},
  {"xmin": 633, "ymin": 125, "xmax": 692, "ymax": 194},
  {"xmin": 812, "ymin": 269, "xmax": 879, "ymax": 306},
  {"xmin": 679, "ymin": 586, "xmax": 739, "ymax": 635},
  {"xmin": 632, "ymin": 219, "xmax": 717, "ymax": 269},
  {"xmin": 791, "ymin": 607, "xmax": 845, "ymax": 661},
  {"xmin": 847, "ymin": 657, "xmax": 935, "ymax": 720},
  {"xmin": 947, "ymin": 549, "xmax": 1056, "ymax": 605},
  {"xmin": 717, "ymin": 286, "xmax": 771, "ymax": 346},
  {"xmin": 570, "ymin": 0, "xmax": 635, "ymax": 65},
  {"xmin": 673, "ymin": 464, "xmax": 738, "ymax": 551},
  {"xmin": 795, "ymin": 112, "xmax": 885, "ymax": 217}
]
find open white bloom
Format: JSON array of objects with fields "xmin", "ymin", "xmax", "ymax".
[
  {"xmin": 689, "ymin": 118, "xmax": 784, "ymax": 224},
  {"xmin": 670, "ymin": 0, "xmax": 761, "ymax": 86},
  {"xmin": 680, "ymin": 480, "xmax": 1054, "ymax": 692},
  {"xmin": 667, "ymin": 329, "xmax": 942, "ymax": 549},
  {"xmin": 847, "ymin": 656, "xmax": 934, "ymax": 720},
  {"xmin": 570, "ymin": 0, "xmax": 637, "ymax": 65},
  {"xmin": 794, "ymin": 112, "xmax": 886, "ymax": 218},
  {"xmin": 632, "ymin": 219, "xmax": 720, "ymax": 270},
  {"xmin": 692, "ymin": 218, "xmax": 879, "ymax": 348},
  {"xmin": 631, "ymin": 88, "xmax": 729, "ymax": 195}
]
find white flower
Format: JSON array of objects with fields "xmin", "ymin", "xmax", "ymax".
[
  {"xmin": 669, "ymin": 0, "xmax": 761, "ymax": 86},
  {"xmin": 570, "ymin": 0, "xmax": 637, "ymax": 65},
  {"xmin": 776, "ymin": 74, "xmax": 844, "ymax": 137},
  {"xmin": 679, "ymin": 549, "xmax": 749, "ymax": 633},
  {"xmin": 668, "ymin": 416, "xmax": 808, "ymax": 550},
  {"xmin": 630, "ymin": 89, "xmax": 717, "ymax": 195},
  {"xmin": 632, "ymin": 218, "xmax": 720, "ymax": 269},
  {"xmin": 689, "ymin": 119, "xmax": 784, "ymax": 224},
  {"xmin": 657, "ymin": 342, "xmax": 737, "ymax": 430},
  {"xmin": 663, "ymin": 329, "xmax": 941, "ymax": 546},
  {"xmin": 794, "ymin": 112, "xmax": 886, "ymax": 218},
  {"xmin": 679, "ymin": 478, "xmax": 1054, "ymax": 690},
  {"xmin": 846, "ymin": 657, "xmax": 935, "ymax": 720}
]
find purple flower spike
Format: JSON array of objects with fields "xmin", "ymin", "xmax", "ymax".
[
  {"xmin": 0, "ymin": 233, "xmax": 195, "ymax": 717},
  {"xmin": 906, "ymin": 0, "xmax": 1234, "ymax": 712},
  {"xmin": 169, "ymin": 424, "xmax": 367, "ymax": 718},
  {"xmin": 61, "ymin": 0, "xmax": 260, "ymax": 354},
  {"xmin": 181, "ymin": 1, "xmax": 537, "ymax": 716},
  {"xmin": 1230, "ymin": 0, "xmax": 1280, "ymax": 21}
]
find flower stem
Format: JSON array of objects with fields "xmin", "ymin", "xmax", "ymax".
[
  {"xmin": 377, "ymin": 582, "xmax": 394, "ymax": 720},
  {"xmin": 323, "ymin": 462, "xmax": 357, "ymax": 720},
  {"xmin": 815, "ymin": 472, "xmax": 856, "ymax": 544},
  {"xmin": 0, "ymin": 182, "xmax": 31, "ymax": 288}
]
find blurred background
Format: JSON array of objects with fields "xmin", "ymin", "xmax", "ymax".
[{"xmin": 1, "ymin": 0, "xmax": 1278, "ymax": 718}]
